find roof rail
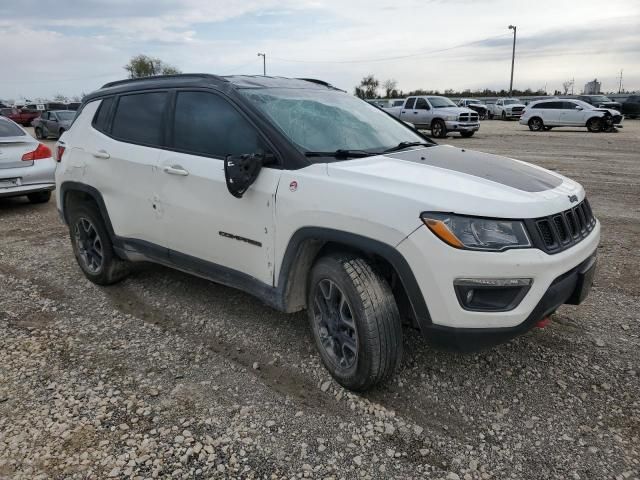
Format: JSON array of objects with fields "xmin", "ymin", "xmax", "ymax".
[
  {"xmin": 101, "ymin": 73, "xmax": 225, "ymax": 89},
  {"xmin": 296, "ymin": 78, "xmax": 332, "ymax": 87}
]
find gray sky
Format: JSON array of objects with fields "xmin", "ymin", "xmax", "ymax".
[{"xmin": 1, "ymin": 0, "xmax": 639, "ymax": 100}]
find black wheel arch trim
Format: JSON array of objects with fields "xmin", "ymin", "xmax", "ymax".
[{"xmin": 58, "ymin": 183, "xmax": 431, "ymax": 328}]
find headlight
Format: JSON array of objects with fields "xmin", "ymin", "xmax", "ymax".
[
  {"xmin": 421, "ymin": 213, "xmax": 531, "ymax": 251},
  {"xmin": 445, "ymin": 115, "xmax": 458, "ymax": 121}
]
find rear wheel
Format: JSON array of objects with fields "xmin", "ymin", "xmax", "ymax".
[
  {"xmin": 67, "ymin": 203, "xmax": 130, "ymax": 285},
  {"xmin": 528, "ymin": 117, "xmax": 544, "ymax": 131},
  {"xmin": 431, "ymin": 119, "xmax": 447, "ymax": 138},
  {"xmin": 587, "ymin": 117, "xmax": 603, "ymax": 132},
  {"xmin": 460, "ymin": 131, "xmax": 475, "ymax": 138},
  {"xmin": 35, "ymin": 127, "xmax": 44, "ymax": 139},
  {"xmin": 27, "ymin": 191, "xmax": 51, "ymax": 204},
  {"xmin": 307, "ymin": 254, "xmax": 402, "ymax": 391}
]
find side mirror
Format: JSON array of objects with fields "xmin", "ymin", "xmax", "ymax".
[{"xmin": 224, "ymin": 152, "xmax": 274, "ymax": 198}]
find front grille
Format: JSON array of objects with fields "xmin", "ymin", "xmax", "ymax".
[
  {"xmin": 527, "ymin": 198, "xmax": 596, "ymax": 254},
  {"xmin": 512, "ymin": 106, "xmax": 524, "ymax": 113},
  {"xmin": 612, "ymin": 115, "xmax": 622, "ymax": 124},
  {"xmin": 458, "ymin": 113, "xmax": 479, "ymax": 122}
]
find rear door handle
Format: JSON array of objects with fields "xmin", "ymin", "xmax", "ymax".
[
  {"xmin": 92, "ymin": 150, "xmax": 110, "ymax": 159},
  {"xmin": 163, "ymin": 165, "xmax": 189, "ymax": 176}
]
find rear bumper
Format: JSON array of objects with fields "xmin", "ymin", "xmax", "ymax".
[
  {"xmin": 0, "ymin": 158, "xmax": 56, "ymax": 198},
  {"xmin": 423, "ymin": 254, "xmax": 597, "ymax": 351}
]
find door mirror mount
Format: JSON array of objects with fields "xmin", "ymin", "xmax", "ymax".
[{"xmin": 224, "ymin": 152, "xmax": 272, "ymax": 198}]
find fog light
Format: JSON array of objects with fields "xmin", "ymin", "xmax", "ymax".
[{"xmin": 454, "ymin": 278, "xmax": 532, "ymax": 312}]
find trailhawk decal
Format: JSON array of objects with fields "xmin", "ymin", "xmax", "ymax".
[{"xmin": 388, "ymin": 147, "xmax": 563, "ymax": 193}]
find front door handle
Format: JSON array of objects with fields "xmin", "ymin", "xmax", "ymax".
[
  {"xmin": 92, "ymin": 149, "xmax": 110, "ymax": 159},
  {"xmin": 163, "ymin": 165, "xmax": 189, "ymax": 176}
]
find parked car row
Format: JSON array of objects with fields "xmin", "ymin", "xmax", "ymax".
[{"xmin": 520, "ymin": 99, "xmax": 623, "ymax": 132}]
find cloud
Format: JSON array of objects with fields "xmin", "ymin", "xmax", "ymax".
[{"xmin": 1, "ymin": 0, "xmax": 639, "ymax": 99}]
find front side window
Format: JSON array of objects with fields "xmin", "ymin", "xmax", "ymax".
[
  {"xmin": 173, "ymin": 91, "xmax": 262, "ymax": 158},
  {"xmin": 503, "ymin": 99, "xmax": 521, "ymax": 105},
  {"xmin": 56, "ymin": 111, "xmax": 75, "ymax": 121},
  {"xmin": 240, "ymin": 87, "xmax": 425, "ymax": 156},
  {"xmin": 415, "ymin": 98, "xmax": 429, "ymax": 110},
  {"xmin": 112, "ymin": 92, "xmax": 168, "ymax": 146}
]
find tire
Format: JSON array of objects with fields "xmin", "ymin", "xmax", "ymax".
[
  {"xmin": 307, "ymin": 254, "xmax": 402, "ymax": 391},
  {"xmin": 27, "ymin": 191, "xmax": 51, "ymax": 204},
  {"xmin": 528, "ymin": 117, "xmax": 544, "ymax": 131},
  {"xmin": 488, "ymin": 113, "xmax": 494, "ymax": 120},
  {"xmin": 501, "ymin": 111, "xmax": 507, "ymax": 120},
  {"xmin": 58, "ymin": 128, "xmax": 65, "ymax": 138},
  {"xmin": 460, "ymin": 131, "xmax": 475, "ymax": 138},
  {"xmin": 587, "ymin": 117, "xmax": 603, "ymax": 133},
  {"xmin": 67, "ymin": 203, "xmax": 130, "ymax": 285},
  {"xmin": 431, "ymin": 119, "xmax": 447, "ymax": 138},
  {"xmin": 35, "ymin": 127, "xmax": 44, "ymax": 139}
]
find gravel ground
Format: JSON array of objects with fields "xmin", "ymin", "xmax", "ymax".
[{"xmin": 1, "ymin": 121, "xmax": 638, "ymax": 480}]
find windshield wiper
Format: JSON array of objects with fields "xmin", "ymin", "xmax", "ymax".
[
  {"xmin": 382, "ymin": 141, "xmax": 433, "ymax": 153},
  {"xmin": 304, "ymin": 149, "xmax": 375, "ymax": 159}
]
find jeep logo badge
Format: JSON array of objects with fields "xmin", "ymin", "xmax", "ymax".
[{"xmin": 568, "ymin": 195, "xmax": 578, "ymax": 203}]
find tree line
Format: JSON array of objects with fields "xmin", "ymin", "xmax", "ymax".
[{"xmin": 354, "ymin": 74, "xmax": 552, "ymax": 99}]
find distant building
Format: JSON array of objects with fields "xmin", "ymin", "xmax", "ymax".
[{"xmin": 584, "ymin": 79, "xmax": 601, "ymax": 94}]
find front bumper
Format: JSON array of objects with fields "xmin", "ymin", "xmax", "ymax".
[
  {"xmin": 444, "ymin": 121, "xmax": 480, "ymax": 132},
  {"xmin": 424, "ymin": 254, "xmax": 597, "ymax": 351},
  {"xmin": 397, "ymin": 219, "xmax": 600, "ymax": 339},
  {"xmin": 0, "ymin": 158, "xmax": 56, "ymax": 198},
  {"xmin": 503, "ymin": 111, "xmax": 523, "ymax": 118}
]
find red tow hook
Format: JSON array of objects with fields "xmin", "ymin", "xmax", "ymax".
[{"xmin": 535, "ymin": 317, "xmax": 551, "ymax": 329}]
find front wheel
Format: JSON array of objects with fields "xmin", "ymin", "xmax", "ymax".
[
  {"xmin": 307, "ymin": 254, "xmax": 402, "ymax": 391},
  {"xmin": 431, "ymin": 119, "xmax": 447, "ymax": 138},
  {"xmin": 68, "ymin": 203, "xmax": 131, "ymax": 285},
  {"xmin": 501, "ymin": 111, "xmax": 507, "ymax": 120},
  {"xmin": 460, "ymin": 131, "xmax": 475, "ymax": 138},
  {"xmin": 528, "ymin": 117, "xmax": 544, "ymax": 131},
  {"xmin": 488, "ymin": 113, "xmax": 494, "ymax": 120},
  {"xmin": 587, "ymin": 117, "xmax": 603, "ymax": 132},
  {"xmin": 35, "ymin": 127, "xmax": 44, "ymax": 139}
]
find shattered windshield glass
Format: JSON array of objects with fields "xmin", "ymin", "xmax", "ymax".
[{"xmin": 240, "ymin": 88, "xmax": 425, "ymax": 157}]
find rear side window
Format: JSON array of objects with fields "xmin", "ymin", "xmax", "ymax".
[
  {"xmin": 404, "ymin": 98, "xmax": 416, "ymax": 109},
  {"xmin": 0, "ymin": 118, "xmax": 25, "ymax": 137},
  {"xmin": 172, "ymin": 91, "xmax": 262, "ymax": 158},
  {"xmin": 112, "ymin": 92, "xmax": 167, "ymax": 146},
  {"xmin": 92, "ymin": 97, "xmax": 114, "ymax": 133}
]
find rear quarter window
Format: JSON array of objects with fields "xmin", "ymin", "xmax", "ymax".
[
  {"xmin": 0, "ymin": 119, "xmax": 26, "ymax": 137},
  {"xmin": 92, "ymin": 97, "xmax": 114, "ymax": 133}
]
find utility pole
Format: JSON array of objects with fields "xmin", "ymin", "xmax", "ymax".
[
  {"xmin": 257, "ymin": 53, "xmax": 266, "ymax": 76},
  {"xmin": 571, "ymin": 77, "xmax": 574, "ymax": 95},
  {"xmin": 508, "ymin": 25, "xmax": 517, "ymax": 96},
  {"xmin": 618, "ymin": 69, "xmax": 624, "ymax": 93}
]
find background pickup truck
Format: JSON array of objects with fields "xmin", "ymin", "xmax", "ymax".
[
  {"xmin": 487, "ymin": 98, "xmax": 526, "ymax": 120},
  {"xmin": 383, "ymin": 95, "xmax": 480, "ymax": 138},
  {"xmin": 0, "ymin": 107, "xmax": 41, "ymax": 127}
]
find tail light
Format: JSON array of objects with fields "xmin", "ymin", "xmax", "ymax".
[
  {"xmin": 22, "ymin": 143, "xmax": 52, "ymax": 161},
  {"xmin": 56, "ymin": 145, "xmax": 66, "ymax": 163}
]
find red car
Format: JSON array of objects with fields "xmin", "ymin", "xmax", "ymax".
[{"xmin": 0, "ymin": 107, "xmax": 41, "ymax": 127}]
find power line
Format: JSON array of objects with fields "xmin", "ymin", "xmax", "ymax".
[
  {"xmin": 2, "ymin": 72, "xmax": 117, "ymax": 84},
  {"xmin": 270, "ymin": 33, "xmax": 511, "ymax": 64}
]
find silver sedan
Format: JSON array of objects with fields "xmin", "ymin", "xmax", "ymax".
[{"xmin": 0, "ymin": 116, "xmax": 55, "ymax": 203}]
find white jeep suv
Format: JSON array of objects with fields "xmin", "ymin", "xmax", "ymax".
[{"xmin": 55, "ymin": 75, "xmax": 600, "ymax": 391}]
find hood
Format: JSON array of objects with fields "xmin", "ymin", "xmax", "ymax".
[
  {"xmin": 504, "ymin": 103, "xmax": 526, "ymax": 109},
  {"xmin": 326, "ymin": 145, "xmax": 583, "ymax": 219},
  {"xmin": 593, "ymin": 108, "xmax": 621, "ymax": 116},
  {"xmin": 434, "ymin": 106, "xmax": 476, "ymax": 115}
]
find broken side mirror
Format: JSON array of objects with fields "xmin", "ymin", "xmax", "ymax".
[{"xmin": 224, "ymin": 152, "xmax": 276, "ymax": 198}]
